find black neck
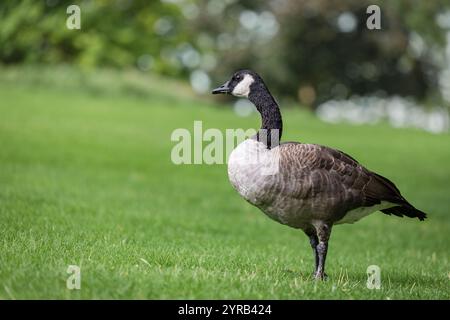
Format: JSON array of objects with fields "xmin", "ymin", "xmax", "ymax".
[{"xmin": 249, "ymin": 87, "xmax": 283, "ymax": 149}]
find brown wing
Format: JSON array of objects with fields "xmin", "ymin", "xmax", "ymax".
[
  {"xmin": 329, "ymin": 147, "xmax": 426, "ymax": 220},
  {"xmin": 280, "ymin": 143, "xmax": 427, "ymax": 220}
]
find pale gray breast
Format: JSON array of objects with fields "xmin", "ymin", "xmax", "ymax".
[
  {"xmin": 228, "ymin": 139, "xmax": 274, "ymax": 203},
  {"xmin": 228, "ymin": 139, "xmax": 284, "ymax": 222}
]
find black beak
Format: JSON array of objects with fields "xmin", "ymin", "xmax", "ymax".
[{"xmin": 212, "ymin": 81, "xmax": 231, "ymax": 94}]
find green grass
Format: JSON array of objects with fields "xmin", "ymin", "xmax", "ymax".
[{"xmin": 0, "ymin": 67, "xmax": 449, "ymax": 299}]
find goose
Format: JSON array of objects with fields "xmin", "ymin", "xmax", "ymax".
[{"xmin": 212, "ymin": 69, "xmax": 427, "ymax": 280}]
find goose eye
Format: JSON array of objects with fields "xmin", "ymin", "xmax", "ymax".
[{"xmin": 235, "ymin": 75, "xmax": 241, "ymax": 81}]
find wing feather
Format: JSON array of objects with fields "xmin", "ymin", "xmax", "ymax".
[{"xmin": 280, "ymin": 143, "xmax": 402, "ymax": 210}]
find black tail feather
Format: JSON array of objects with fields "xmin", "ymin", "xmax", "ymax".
[{"xmin": 381, "ymin": 205, "xmax": 427, "ymax": 221}]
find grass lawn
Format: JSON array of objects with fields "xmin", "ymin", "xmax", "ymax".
[{"xmin": 0, "ymin": 67, "xmax": 449, "ymax": 299}]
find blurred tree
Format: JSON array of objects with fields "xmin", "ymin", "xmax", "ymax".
[
  {"xmin": 260, "ymin": 0, "xmax": 448, "ymax": 107},
  {"xmin": 0, "ymin": 0, "xmax": 188, "ymax": 74},
  {"xmin": 0, "ymin": 0, "xmax": 448, "ymax": 107},
  {"xmin": 199, "ymin": 0, "xmax": 448, "ymax": 107}
]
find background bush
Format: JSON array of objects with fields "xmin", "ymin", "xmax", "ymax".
[{"xmin": 1, "ymin": 0, "xmax": 449, "ymax": 108}]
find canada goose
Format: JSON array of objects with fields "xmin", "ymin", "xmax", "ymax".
[{"xmin": 212, "ymin": 70, "xmax": 427, "ymax": 280}]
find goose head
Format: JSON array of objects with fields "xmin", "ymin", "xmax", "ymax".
[
  {"xmin": 212, "ymin": 69, "xmax": 283, "ymax": 145},
  {"xmin": 212, "ymin": 69, "xmax": 265, "ymax": 98}
]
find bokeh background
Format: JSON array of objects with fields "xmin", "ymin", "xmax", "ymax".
[
  {"xmin": 1, "ymin": 0, "xmax": 450, "ymax": 132},
  {"xmin": 0, "ymin": 0, "xmax": 449, "ymax": 299}
]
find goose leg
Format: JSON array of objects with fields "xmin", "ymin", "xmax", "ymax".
[
  {"xmin": 304, "ymin": 229, "xmax": 319, "ymax": 274},
  {"xmin": 313, "ymin": 223, "xmax": 332, "ymax": 280}
]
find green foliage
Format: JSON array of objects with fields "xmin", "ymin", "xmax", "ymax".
[
  {"xmin": 0, "ymin": 0, "xmax": 188, "ymax": 73},
  {"xmin": 1, "ymin": 0, "xmax": 449, "ymax": 106},
  {"xmin": 0, "ymin": 68, "xmax": 449, "ymax": 299}
]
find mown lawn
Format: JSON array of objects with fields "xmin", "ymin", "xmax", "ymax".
[{"xmin": 0, "ymin": 68, "xmax": 449, "ymax": 299}]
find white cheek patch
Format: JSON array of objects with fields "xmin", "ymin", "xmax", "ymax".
[{"xmin": 232, "ymin": 74, "xmax": 254, "ymax": 97}]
